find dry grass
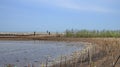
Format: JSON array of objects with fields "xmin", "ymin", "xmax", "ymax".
[
  {"xmin": 50, "ymin": 38, "xmax": 120, "ymax": 67},
  {"xmin": 71, "ymin": 38, "xmax": 120, "ymax": 67},
  {"xmin": 0, "ymin": 36, "xmax": 120, "ymax": 67}
]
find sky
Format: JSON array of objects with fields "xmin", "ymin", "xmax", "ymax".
[{"xmin": 0, "ymin": 0, "xmax": 120, "ymax": 32}]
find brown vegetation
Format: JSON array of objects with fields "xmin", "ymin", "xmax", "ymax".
[
  {"xmin": 49, "ymin": 38, "xmax": 120, "ymax": 67},
  {"xmin": 0, "ymin": 36, "xmax": 120, "ymax": 67}
]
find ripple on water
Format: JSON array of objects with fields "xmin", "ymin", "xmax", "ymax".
[{"xmin": 0, "ymin": 40, "xmax": 85, "ymax": 67}]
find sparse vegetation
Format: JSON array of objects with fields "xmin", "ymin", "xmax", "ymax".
[{"xmin": 65, "ymin": 29, "xmax": 120, "ymax": 38}]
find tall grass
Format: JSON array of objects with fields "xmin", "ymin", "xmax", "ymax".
[
  {"xmin": 65, "ymin": 29, "xmax": 120, "ymax": 38},
  {"xmin": 3, "ymin": 38, "xmax": 120, "ymax": 67}
]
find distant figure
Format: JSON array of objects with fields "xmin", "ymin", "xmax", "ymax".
[
  {"xmin": 46, "ymin": 30, "xmax": 49, "ymax": 34},
  {"xmin": 34, "ymin": 32, "xmax": 36, "ymax": 36},
  {"xmin": 48, "ymin": 32, "xmax": 50, "ymax": 35}
]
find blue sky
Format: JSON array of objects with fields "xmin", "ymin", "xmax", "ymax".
[{"xmin": 0, "ymin": 0, "xmax": 120, "ymax": 32}]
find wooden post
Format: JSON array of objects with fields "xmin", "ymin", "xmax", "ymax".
[
  {"xmin": 32, "ymin": 63, "xmax": 35, "ymax": 67},
  {"xmin": 74, "ymin": 53, "xmax": 77, "ymax": 67},
  {"xmin": 60, "ymin": 56, "xmax": 62, "ymax": 67},
  {"xmin": 88, "ymin": 47, "xmax": 92, "ymax": 67},
  {"xmin": 46, "ymin": 58, "xmax": 48, "ymax": 67},
  {"xmin": 80, "ymin": 54, "xmax": 83, "ymax": 66},
  {"xmin": 88, "ymin": 49, "xmax": 90, "ymax": 64},
  {"xmin": 64, "ymin": 56, "xmax": 67, "ymax": 67}
]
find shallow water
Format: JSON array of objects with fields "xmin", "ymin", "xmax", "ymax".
[{"xmin": 0, "ymin": 40, "xmax": 85, "ymax": 67}]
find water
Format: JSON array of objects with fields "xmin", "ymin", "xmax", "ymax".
[{"xmin": 0, "ymin": 40, "xmax": 85, "ymax": 67}]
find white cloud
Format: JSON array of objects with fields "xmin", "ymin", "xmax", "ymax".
[{"xmin": 16, "ymin": 0, "xmax": 120, "ymax": 13}]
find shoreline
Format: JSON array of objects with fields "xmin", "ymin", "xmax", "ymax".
[
  {"xmin": 0, "ymin": 35, "xmax": 118, "ymax": 42},
  {"xmin": 0, "ymin": 36, "xmax": 120, "ymax": 67}
]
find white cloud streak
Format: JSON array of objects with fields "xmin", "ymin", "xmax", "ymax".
[{"xmin": 16, "ymin": 0, "xmax": 120, "ymax": 13}]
